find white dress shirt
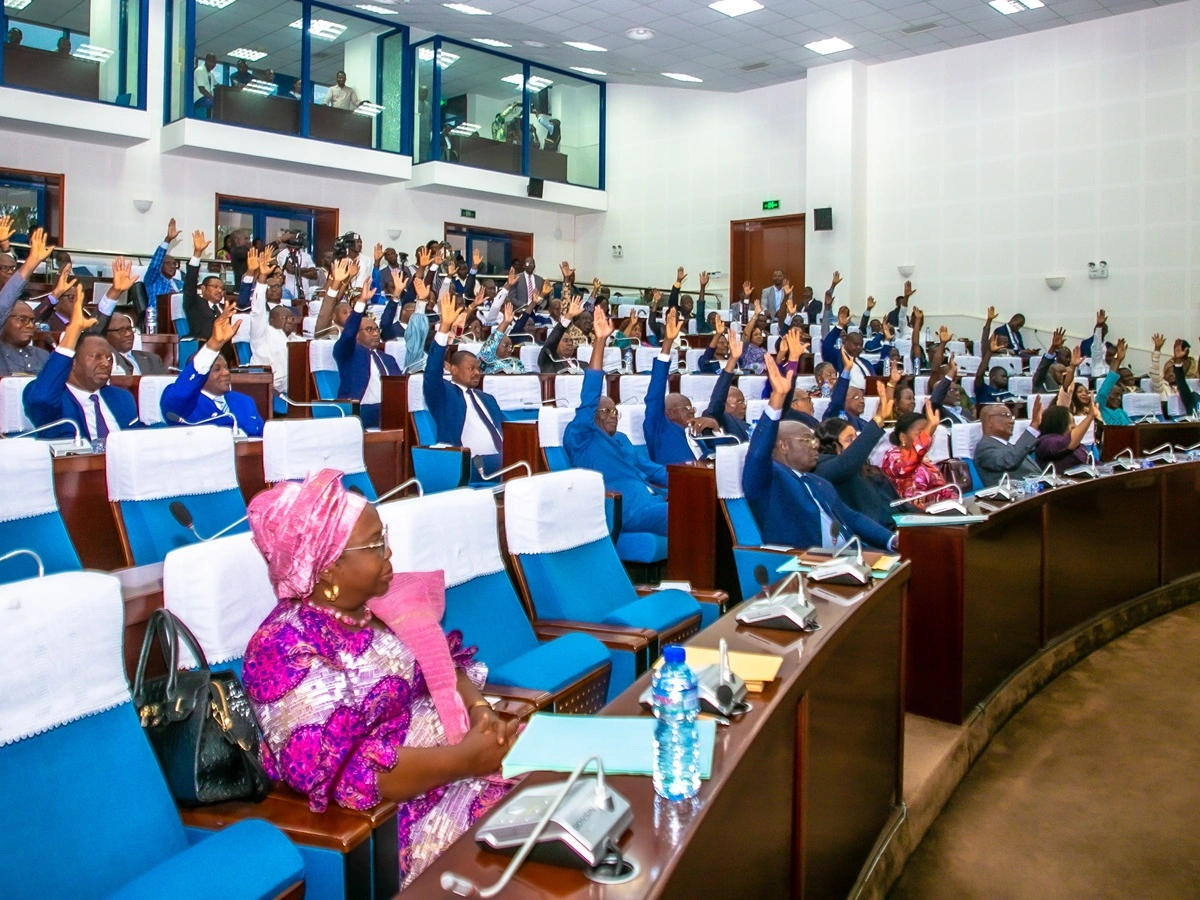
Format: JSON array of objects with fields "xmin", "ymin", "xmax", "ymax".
[
  {"xmin": 276, "ymin": 248, "xmax": 316, "ymax": 298},
  {"xmin": 246, "ymin": 280, "xmax": 301, "ymax": 393},
  {"xmin": 356, "ymin": 301, "xmax": 383, "ymax": 406},
  {"xmin": 434, "ymin": 331, "xmax": 500, "ymax": 456},
  {"xmin": 62, "ymin": 355, "xmax": 121, "ymax": 439}
]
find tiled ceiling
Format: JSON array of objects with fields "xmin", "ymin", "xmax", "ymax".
[{"xmin": 323, "ymin": 0, "xmax": 1187, "ymax": 92}]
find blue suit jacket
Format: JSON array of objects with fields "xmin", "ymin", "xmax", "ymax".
[
  {"xmin": 743, "ymin": 410, "xmax": 894, "ymax": 551},
  {"xmin": 423, "ymin": 335, "xmax": 505, "ymax": 446},
  {"xmin": 23, "ymin": 350, "xmax": 139, "ymax": 440},
  {"xmin": 993, "ymin": 323, "xmax": 1025, "ymax": 354},
  {"xmin": 334, "ymin": 309, "xmax": 401, "ymax": 401},
  {"xmin": 824, "ymin": 371, "xmax": 869, "ymax": 432},
  {"xmin": 703, "ymin": 369, "xmax": 750, "ymax": 442},
  {"xmin": 645, "ymin": 355, "xmax": 720, "ymax": 465},
  {"xmin": 564, "ymin": 369, "xmax": 668, "ymax": 530},
  {"xmin": 159, "ymin": 355, "xmax": 264, "ymax": 436}
]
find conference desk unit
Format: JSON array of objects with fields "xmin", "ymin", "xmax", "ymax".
[
  {"xmin": 409, "ymin": 565, "xmax": 909, "ymax": 899},
  {"xmin": 1100, "ymin": 421, "xmax": 1200, "ymax": 461},
  {"xmin": 900, "ymin": 460, "xmax": 1200, "ymax": 724}
]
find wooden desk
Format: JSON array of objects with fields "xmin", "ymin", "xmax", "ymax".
[
  {"xmin": 3, "ymin": 43, "xmax": 100, "ymax": 100},
  {"xmin": 1101, "ymin": 421, "xmax": 1200, "ymax": 461},
  {"xmin": 53, "ymin": 450, "xmax": 124, "ymax": 571},
  {"xmin": 665, "ymin": 461, "xmax": 737, "ymax": 596},
  {"xmin": 409, "ymin": 565, "xmax": 909, "ymax": 899},
  {"xmin": 899, "ymin": 460, "xmax": 1200, "ymax": 724},
  {"xmin": 139, "ymin": 334, "xmax": 180, "ymax": 370}
]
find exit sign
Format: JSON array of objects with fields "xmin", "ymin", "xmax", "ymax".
[
  {"xmin": 762, "ymin": 200, "xmax": 781, "ymax": 211},
  {"xmin": 460, "ymin": 209, "xmax": 476, "ymax": 219}
]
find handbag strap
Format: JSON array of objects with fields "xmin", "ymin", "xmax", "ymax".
[{"xmin": 132, "ymin": 609, "xmax": 213, "ymax": 707}]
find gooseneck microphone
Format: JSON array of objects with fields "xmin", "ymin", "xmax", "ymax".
[{"xmin": 168, "ymin": 501, "xmax": 248, "ymax": 543}]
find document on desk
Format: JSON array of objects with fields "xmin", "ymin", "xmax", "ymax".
[
  {"xmin": 893, "ymin": 514, "xmax": 988, "ymax": 526},
  {"xmin": 775, "ymin": 553, "xmax": 898, "ymax": 578},
  {"xmin": 502, "ymin": 714, "xmax": 717, "ymax": 780}
]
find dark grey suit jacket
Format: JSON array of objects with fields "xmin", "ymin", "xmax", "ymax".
[{"xmin": 974, "ymin": 430, "xmax": 1039, "ymax": 487}]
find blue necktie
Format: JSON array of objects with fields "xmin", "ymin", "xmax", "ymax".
[
  {"xmin": 371, "ymin": 350, "xmax": 390, "ymax": 377},
  {"xmin": 89, "ymin": 394, "xmax": 110, "ymax": 440},
  {"xmin": 468, "ymin": 389, "xmax": 502, "ymax": 452}
]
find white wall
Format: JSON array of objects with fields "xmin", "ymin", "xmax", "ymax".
[
  {"xmin": 574, "ymin": 79, "xmax": 806, "ymax": 299},
  {"xmin": 866, "ymin": 0, "xmax": 1200, "ymax": 355}
]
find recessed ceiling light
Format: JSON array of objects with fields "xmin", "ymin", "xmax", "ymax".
[
  {"xmin": 626, "ymin": 27, "xmax": 655, "ymax": 41},
  {"xmin": 570, "ymin": 67, "xmax": 606, "ymax": 76},
  {"xmin": 3, "ymin": 0, "xmax": 32, "ymax": 8},
  {"xmin": 72, "ymin": 44, "xmax": 114, "ymax": 62},
  {"xmin": 662, "ymin": 72, "xmax": 703, "ymax": 83},
  {"xmin": 355, "ymin": 4, "xmax": 397, "ymax": 13},
  {"xmin": 417, "ymin": 46, "xmax": 460, "ymax": 68},
  {"xmin": 195, "ymin": 0, "xmax": 236, "ymax": 7},
  {"xmin": 564, "ymin": 41, "xmax": 607, "ymax": 52},
  {"xmin": 523, "ymin": 40, "xmax": 546, "ymax": 47},
  {"xmin": 804, "ymin": 37, "xmax": 853, "ymax": 55},
  {"xmin": 241, "ymin": 79, "xmax": 278, "ymax": 95},
  {"xmin": 709, "ymin": 0, "xmax": 763, "ymax": 17},
  {"xmin": 228, "ymin": 47, "xmax": 267, "ymax": 61},
  {"xmin": 473, "ymin": 38, "xmax": 512, "ymax": 47},
  {"xmin": 443, "ymin": 2, "xmax": 491, "ymax": 14},
  {"xmin": 451, "ymin": 122, "xmax": 482, "ymax": 135},
  {"xmin": 501, "ymin": 73, "xmax": 554, "ymax": 90},
  {"xmin": 988, "ymin": 0, "xmax": 1041, "ymax": 11},
  {"xmin": 289, "ymin": 18, "xmax": 347, "ymax": 40},
  {"xmin": 354, "ymin": 102, "xmax": 386, "ymax": 117}
]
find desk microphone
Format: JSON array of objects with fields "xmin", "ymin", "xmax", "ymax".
[
  {"xmin": 890, "ymin": 482, "xmax": 967, "ymax": 515},
  {"xmin": 168, "ymin": 501, "xmax": 248, "ymax": 543},
  {"xmin": 740, "ymin": 567, "xmax": 817, "ymax": 631},
  {"xmin": 477, "ymin": 461, "xmax": 532, "ymax": 494},
  {"xmin": 5, "ymin": 418, "xmax": 87, "ymax": 447},
  {"xmin": 1142, "ymin": 442, "xmax": 1177, "ymax": 464},
  {"xmin": 808, "ymin": 536, "xmax": 873, "ymax": 586},
  {"xmin": 277, "ymin": 394, "xmax": 347, "ymax": 417},
  {"xmin": 166, "ymin": 410, "xmax": 241, "ymax": 436},
  {"xmin": 0, "ymin": 548, "xmax": 44, "ymax": 578}
]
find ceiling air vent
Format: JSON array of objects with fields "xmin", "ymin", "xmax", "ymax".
[
  {"xmin": 900, "ymin": 20, "xmax": 943, "ymax": 35},
  {"xmin": 740, "ymin": 61, "xmax": 770, "ymax": 71}
]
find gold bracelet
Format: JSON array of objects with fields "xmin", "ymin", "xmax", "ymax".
[{"xmin": 467, "ymin": 699, "xmax": 492, "ymax": 712}]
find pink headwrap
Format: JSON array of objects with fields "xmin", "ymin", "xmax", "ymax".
[{"xmin": 247, "ymin": 468, "xmax": 368, "ymax": 600}]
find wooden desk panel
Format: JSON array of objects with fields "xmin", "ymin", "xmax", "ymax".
[
  {"xmin": 53, "ymin": 451, "xmax": 125, "ymax": 571},
  {"xmin": 364, "ymin": 429, "xmax": 406, "ymax": 495},
  {"xmin": 502, "ymin": 421, "xmax": 546, "ymax": 475},
  {"xmin": 287, "ymin": 340, "xmax": 316, "ymax": 410},
  {"xmin": 408, "ymin": 566, "xmax": 909, "ymax": 899},
  {"xmin": 666, "ymin": 462, "xmax": 723, "ymax": 591},
  {"xmin": 1101, "ymin": 422, "xmax": 1200, "ymax": 461},
  {"xmin": 231, "ymin": 371, "xmax": 274, "ymax": 423},
  {"xmin": 1163, "ymin": 464, "xmax": 1200, "ymax": 583}
]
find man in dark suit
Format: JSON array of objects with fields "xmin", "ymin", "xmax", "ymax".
[
  {"xmin": 743, "ymin": 356, "xmax": 896, "ymax": 552},
  {"xmin": 974, "ymin": 398, "xmax": 1043, "ymax": 488},
  {"xmin": 702, "ymin": 330, "xmax": 750, "ymax": 442},
  {"xmin": 993, "ymin": 312, "xmax": 1031, "ymax": 358},
  {"xmin": 24, "ymin": 294, "xmax": 139, "ymax": 440},
  {"xmin": 824, "ymin": 362, "xmax": 870, "ymax": 433},
  {"xmin": 183, "ymin": 229, "xmax": 227, "ymax": 341},
  {"xmin": 508, "ymin": 257, "xmax": 544, "ymax": 313},
  {"xmin": 645, "ymin": 308, "xmax": 728, "ymax": 464},
  {"xmin": 160, "ymin": 303, "xmax": 263, "ymax": 436},
  {"xmin": 93, "ymin": 257, "xmax": 166, "ymax": 376},
  {"xmin": 424, "ymin": 288, "xmax": 505, "ymax": 478},
  {"xmin": 565, "ymin": 307, "xmax": 668, "ymax": 535},
  {"xmin": 332, "ymin": 274, "xmax": 400, "ymax": 429}
]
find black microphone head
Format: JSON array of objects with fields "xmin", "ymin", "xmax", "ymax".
[
  {"xmin": 753, "ymin": 564, "xmax": 769, "ymax": 588},
  {"xmin": 716, "ymin": 683, "xmax": 733, "ymax": 708},
  {"xmin": 169, "ymin": 501, "xmax": 194, "ymax": 529},
  {"xmin": 166, "ymin": 412, "xmax": 183, "ymax": 424}
]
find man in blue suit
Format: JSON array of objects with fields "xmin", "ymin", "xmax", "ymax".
[
  {"xmin": 744, "ymin": 356, "xmax": 896, "ymax": 552},
  {"xmin": 645, "ymin": 307, "xmax": 729, "ymax": 465},
  {"xmin": 24, "ymin": 295, "xmax": 139, "ymax": 441},
  {"xmin": 824, "ymin": 355, "xmax": 871, "ymax": 433},
  {"xmin": 565, "ymin": 307, "xmax": 669, "ymax": 535},
  {"xmin": 702, "ymin": 329, "xmax": 751, "ymax": 442},
  {"xmin": 424, "ymin": 287, "xmax": 506, "ymax": 478},
  {"xmin": 332, "ymin": 268, "xmax": 400, "ymax": 429},
  {"xmin": 160, "ymin": 303, "xmax": 264, "ymax": 436}
]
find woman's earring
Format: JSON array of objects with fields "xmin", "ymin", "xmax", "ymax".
[{"xmin": 323, "ymin": 582, "xmax": 340, "ymax": 602}]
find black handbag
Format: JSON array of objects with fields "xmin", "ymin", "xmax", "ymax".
[{"xmin": 133, "ymin": 608, "xmax": 273, "ymax": 807}]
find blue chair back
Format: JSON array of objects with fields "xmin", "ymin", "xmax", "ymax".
[
  {"xmin": 0, "ymin": 513, "xmax": 80, "ymax": 583},
  {"xmin": 410, "ymin": 446, "xmax": 470, "ymax": 494},
  {"xmin": 313, "ymin": 370, "xmax": 340, "ymax": 400},
  {"xmin": 235, "ymin": 342, "xmax": 253, "ymax": 365},
  {"xmin": 118, "ymin": 490, "xmax": 249, "ymax": 565},
  {"xmin": 515, "ymin": 539, "xmax": 640, "ymax": 623},
  {"xmin": 444, "ymin": 570, "xmax": 538, "ymax": 669},
  {"xmin": 965, "ymin": 458, "xmax": 984, "ymax": 492},
  {"xmin": 0, "ymin": 440, "xmax": 81, "ymax": 583},
  {"xmin": 412, "ymin": 409, "xmax": 437, "ymax": 445},
  {"xmin": 724, "ymin": 496, "xmax": 763, "ymax": 545},
  {"xmin": 544, "ymin": 446, "xmax": 570, "ymax": 470}
]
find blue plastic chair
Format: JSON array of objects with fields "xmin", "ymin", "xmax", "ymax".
[
  {"xmin": 378, "ymin": 488, "xmax": 613, "ymax": 710},
  {"xmin": 503, "ymin": 470, "xmax": 704, "ymax": 700},
  {"xmin": 0, "ymin": 571, "xmax": 304, "ymax": 900},
  {"xmin": 0, "ymin": 439, "xmax": 81, "ymax": 584},
  {"xmin": 105, "ymin": 426, "xmax": 249, "ymax": 566}
]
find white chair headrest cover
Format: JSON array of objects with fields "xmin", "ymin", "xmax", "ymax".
[
  {"xmin": 538, "ymin": 406, "xmax": 575, "ymax": 448},
  {"xmin": 483, "ymin": 375, "xmax": 542, "ymax": 411},
  {"xmin": 1122, "ymin": 392, "xmax": 1163, "ymax": 417},
  {"xmin": 163, "ymin": 532, "xmax": 277, "ymax": 665},
  {"xmin": 137, "ymin": 375, "xmax": 174, "ymax": 426},
  {"xmin": 738, "ymin": 375, "xmax": 767, "ymax": 399},
  {"xmin": 504, "ymin": 469, "xmax": 609, "ymax": 555},
  {"xmin": 715, "ymin": 442, "xmax": 749, "ymax": 500},
  {"xmin": 0, "ymin": 438, "xmax": 56, "ymax": 523},
  {"xmin": 554, "ymin": 375, "xmax": 599, "ymax": 408},
  {"xmin": 408, "ymin": 374, "xmax": 426, "ymax": 412},
  {"xmin": 262, "ymin": 417, "xmax": 366, "ymax": 483},
  {"xmin": 619, "ymin": 375, "xmax": 652, "ymax": 404},
  {"xmin": 0, "ymin": 572, "xmax": 129, "ymax": 746},
  {"xmin": 616, "ymin": 402, "xmax": 646, "ymax": 446},
  {"xmin": 231, "ymin": 314, "xmax": 251, "ymax": 344},
  {"xmin": 384, "ymin": 338, "xmax": 406, "ymax": 370},
  {"xmin": 106, "ymin": 425, "xmax": 239, "ymax": 501},
  {"xmin": 169, "ymin": 292, "xmax": 184, "ymax": 321},
  {"xmin": 951, "ymin": 421, "xmax": 984, "ymax": 459},
  {"xmin": 0, "ymin": 377, "xmax": 33, "ymax": 433},
  {"xmin": 379, "ymin": 488, "xmax": 506, "ymax": 589},
  {"xmin": 309, "ymin": 340, "xmax": 337, "ymax": 372},
  {"xmin": 519, "ymin": 345, "xmax": 541, "ymax": 371}
]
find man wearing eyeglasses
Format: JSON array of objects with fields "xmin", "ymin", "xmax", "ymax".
[
  {"xmin": 973, "ymin": 398, "xmax": 1044, "ymax": 488},
  {"xmin": 564, "ymin": 307, "xmax": 669, "ymax": 536},
  {"xmin": 102, "ymin": 313, "xmax": 166, "ymax": 375},
  {"xmin": 743, "ymin": 355, "xmax": 898, "ymax": 553},
  {"xmin": 0, "ymin": 300, "xmax": 49, "ymax": 376}
]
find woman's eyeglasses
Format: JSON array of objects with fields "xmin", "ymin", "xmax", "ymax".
[{"xmin": 344, "ymin": 525, "xmax": 389, "ymax": 558}]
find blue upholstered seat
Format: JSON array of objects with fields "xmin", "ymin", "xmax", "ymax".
[{"xmin": 0, "ymin": 440, "xmax": 80, "ymax": 584}]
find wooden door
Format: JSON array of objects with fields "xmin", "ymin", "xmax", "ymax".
[{"xmin": 730, "ymin": 214, "xmax": 806, "ymax": 299}]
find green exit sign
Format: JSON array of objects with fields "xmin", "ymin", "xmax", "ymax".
[
  {"xmin": 762, "ymin": 199, "xmax": 781, "ymax": 211},
  {"xmin": 460, "ymin": 209, "xmax": 476, "ymax": 219}
]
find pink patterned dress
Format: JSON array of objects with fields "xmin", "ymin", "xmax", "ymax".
[
  {"xmin": 881, "ymin": 431, "xmax": 954, "ymax": 509},
  {"xmin": 243, "ymin": 602, "xmax": 513, "ymax": 889}
]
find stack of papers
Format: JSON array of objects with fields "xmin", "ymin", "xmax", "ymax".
[
  {"xmin": 502, "ymin": 714, "xmax": 717, "ymax": 780},
  {"xmin": 652, "ymin": 646, "xmax": 783, "ymax": 693}
]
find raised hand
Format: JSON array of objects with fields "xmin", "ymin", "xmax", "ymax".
[
  {"xmin": 876, "ymin": 381, "xmax": 894, "ymax": 422},
  {"xmin": 110, "ymin": 258, "xmax": 138, "ymax": 293},
  {"xmin": 593, "ymin": 305, "xmax": 614, "ymax": 343},
  {"xmin": 192, "ymin": 230, "xmax": 211, "ymax": 258},
  {"xmin": 783, "ymin": 279, "xmax": 794, "ymax": 297},
  {"xmin": 412, "ymin": 275, "xmax": 431, "ymax": 302},
  {"xmin": 1115, "ymin": 338, "xmax": 1127, "ymax": 365},
  {"xmin": 67, "ymin": 289, "xmax": 96, "ymax": 333},
  {"xmin": 208, "ymin": 302, "xmax": 241, "ymax": 348},
  {"xmin": 939, "ymin": 325, "xmax": 951, "ymax": 343},
  {"xmin": 329, "ymin": 258, "xmax": 352, "ymax": 287},
  {"xmin": 165, "ymin": 218, "xmax": 180, "ymax": 245},
  {"xmin": 0, "ymin": 215, "xmax": 14, "ymax": 244},
  {"xmin": 500, "ymin": 301, "xmax": 515, "ymax": 331},
  {"xmin": 923, "ymin": 399, "xmax": 941, "ymax": 433},
  {"xmin": 764, "ymin": 353, "xmax": 795, "ymax": 407},
  {"xmin": 52, "ymin": 263, "xmax": 77, "ymax": 299},
  {"xmin": 903, "ymin": 279, "xmax": 915, "ymax": 298},
  {"xmin": 837, "ymin": 305, "xmax": 851, "ymax": 329},
  {"xmin": 889, "ymin": 360, "xmax": 903, "ymax": 387},
  {"xmin": 1152, "ymin": 333, "xmax": 1165, "ymax": 352},
  {"xmin": 675, "ymin": 266, "xmax": 687, "ymax": 287},
  {"xmin": 883, "ymin": 321, "xmax": 895, "ymax": 341},
  {"xmin": 866, "ymin": 295, "xmax": 876, "ymax": 311},
  {"xmin": 947, "ymin": 353, "xmax": 959, "ymax": 381},
  {"xmin": 1095, "ymin": 309, "xmax": 1107, "ymax": 328},
  {"xmin": 394, "ymin": 274, "xmax": 410, "ymax": 299},
  {"xmin": 752, "ymin": 299, "xmax": 762, "ymax": 318},
  {"xmin": 245, "ymin": 246, "xmax": 260, "ymax": 275},
  {"xmin": 784, "ymin": 295, "xmax": 797, "ymax": 315},
  {"xmin": 831, "ymin": 270, "xmax": 842, "ymax": 287},
  {"xmin": 506, "ymin": 266, "xmax": 518, "ymax": 288},
  {"xmin": 713, "ymin": 316, "xmax": 725, "ymax": 336},
  {"xmin": 472, "ymin": 247, "xmax": 483, "ymax": 269},
  {"xmin": 651, "ymin": 289, "xmax": 662, "ymax": 308},
  {"xmin": 358, "ymin": 280, "xmax": 376, "ymax": 306},
  {"xmin": 989, "ymin": 335, "xmax": 1003, "ymax": 354},
  {"xmin": 1175, "ymin": 339, "xmax": 1188, "ymax": 362},
  {"xmin": 1029, "ymin": 394, "xmax": 1043, "ymax": 431},
  {"xmin": 699, "ymin": 271, "xmax": 710, "ymax": 288},
  {"xmin": 727, "ymin": 330, "xmax": 743, "ymax": 363},
  {"xmin": 1050, "ymin": 327, "xmax": 1066, "ymax": 351},
  {"xmin": 371, "ymin": 242, "xmax": 382, "ymax": 266},
  {"xmin": 27, "ymin": 228, "xmax": 54, "ymax": 265},
  {"xmin": 560, "ymin": 260, "xmax": 575, "ymax": 280},
  {"xmin": 438, "ymin": 292, "xmax": 464, "ymax": 334},
  {"xmin": 742, "ymin": 280, "xmax": 752, "ymax": 299},
  {"xmin": 1069, "ymin": 346, "xmax": 1082, "ymax": 368},
  {"xmin": 664, "ymin": 307, "xmax": 682, "ymax": 345},
  {"xmin": 540, "ymin": 280, "xmax": 554, "ymax": 298},
  {"xmin": 783, "ymin": 327, "xmax": 804, "ymax": 360},
  {"xmin": 565, "ymin": 295, "xmax": 583, "ymax": 321},
  {"xmin": 986, "ymin": 305, "xmax": 997, "ymax": 323},
  {"xmin": 841, "ymin": 346, "xmax": 854, "ymax": 372}
]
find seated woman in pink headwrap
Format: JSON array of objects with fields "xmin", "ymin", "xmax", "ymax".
[{"xmin": 242, "ymin": 468, "xmax": 518, "ymax": 889}]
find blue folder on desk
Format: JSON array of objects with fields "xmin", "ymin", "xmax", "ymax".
[{"xmin": 502, "ymin": 714, "xmax": 717, "ymax": 780}]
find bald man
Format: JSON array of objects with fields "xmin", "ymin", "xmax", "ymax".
[
  {"xmin": 564, "ymin": 307, "xmax": 668, "ymax": 535},
  {"xmin": 973, "ymin": 399, "xmax": 1043, "ymax": 488},
  {"xmin": 743, "ymin": 357, "xmax": 896, "ymax": 552},
  {"xmin": 824, "ymin": 366, "xmax": 869, "ymax": 432}
]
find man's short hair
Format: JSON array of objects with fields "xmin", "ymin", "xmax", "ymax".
[{"xmin": 449, "ymin": 350, "xmax": 477, "ymax": 366}]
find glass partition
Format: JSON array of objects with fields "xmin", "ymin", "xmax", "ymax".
[
  {"xmin": 168, "ymin": 0, "xmax": 407, "ymax": 153},
  {"xmin": 412, "ymin": 38, "xmax": 604, "ymax": 189},
  {"xmin": 2, "ymin": 0, "xmax": 144, "ymax": 107}
]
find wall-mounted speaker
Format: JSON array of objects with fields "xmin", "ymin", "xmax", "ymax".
[
  {"xmin": 813, "ymin": 207, "xmax": 833, "ymax": 231},
  {"xmin": 527, "ymin": 178, "xmax": 544, "ymax": 198}
]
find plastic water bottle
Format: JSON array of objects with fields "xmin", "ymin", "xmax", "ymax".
[
  {"xmin": 652, "ymin": 644, "xmax": 700, "ymax": 801},
  {"xmin": 623, "ymin": 347, "xmax": 634, "ymax": 373},
  {"xmin": 144, "ymin": 302, "xmax": 157, "ymax": 335}
]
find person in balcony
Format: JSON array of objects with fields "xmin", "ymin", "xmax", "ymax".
[
  {"xmin": 325, "ymin": 71, "xmax": 360, "ymax": 111},
  {"xmin": 193, "ymin": 53, "xmax": 217, "ymax": 119}
]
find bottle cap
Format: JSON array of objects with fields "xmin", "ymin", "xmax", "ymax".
[{"xmin": 663, "ymin": 644, "xmax": 686, "ymax": 664}]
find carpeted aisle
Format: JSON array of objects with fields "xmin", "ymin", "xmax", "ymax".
[{"xmin": 891, "ymin": 603, "xmax": 1200, "ymax": 899}]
